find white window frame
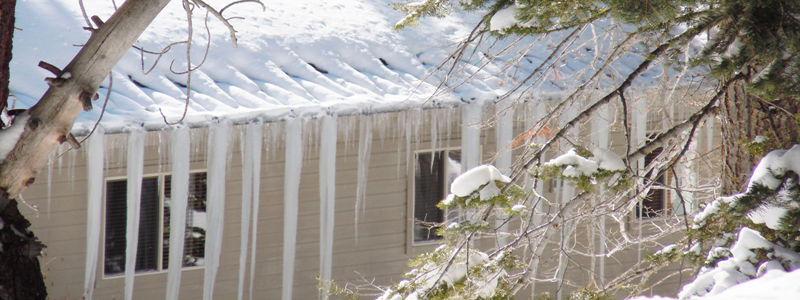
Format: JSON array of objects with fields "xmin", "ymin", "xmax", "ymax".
[{"xmin": 102, "ymin": 170, "xmax": 207, "ymax": 278}]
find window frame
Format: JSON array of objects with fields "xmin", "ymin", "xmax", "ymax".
[
  {"xmin": 407, "ymin": 147, "xmax": 463, "ymax": 250},
  {"xmin": 102, "ymin": 169, "xmax": 207, "ymax": 278}
]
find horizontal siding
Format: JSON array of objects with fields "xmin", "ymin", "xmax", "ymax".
[{"xmin": 23, "ymin": 105, "xmax": 711, "ymax": 299}]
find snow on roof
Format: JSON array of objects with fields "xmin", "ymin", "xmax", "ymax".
[{"xmin": 10, "ymin": 0, "xmax": 700, "ymax": 132}]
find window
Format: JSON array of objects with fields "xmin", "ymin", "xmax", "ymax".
[
  {"xmin": 413, "ymin": 150, "xmax": 461, "ymax": 242},
  {"xmin": 104, "ymin": 172, "xmax": 207, "ymax": 276},
  {"xmin": 636, "ymin": 149, "xmax": 666, "ymax": 218}
]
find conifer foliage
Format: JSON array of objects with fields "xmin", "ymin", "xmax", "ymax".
[{"xmin": 379, "ymin": 0, "xmax": 800, "ymax": 299}]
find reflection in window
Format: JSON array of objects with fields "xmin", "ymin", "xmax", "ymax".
[
  {"xmin": 414, "ymin": 150, "xmax": 461, "ymax": 242},
  {"xmin": 104, "ymin": 172, "xmax": 207, "ymax": 276}
]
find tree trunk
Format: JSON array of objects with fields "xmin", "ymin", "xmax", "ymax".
[
  {"xmin": 0, "ymin": 0, "xmax": 16, "ymax": 115},
  {"xmin": 0, "ymin": 196, "xmax": 46, "ymax": 300},
  {"xmin": 719, "ymin": 80, "xmax": 800, "ymax": 195},
  {"xmin": 0, "ymin": 0, "xmax": 170, "ymax": 298}
]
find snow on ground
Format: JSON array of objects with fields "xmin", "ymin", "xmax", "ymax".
[{"xmin": 10, "ymin": 0, "xmax": 694, "ymax": 133}]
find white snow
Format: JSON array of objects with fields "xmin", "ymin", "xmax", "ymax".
[
  {"xmin": 9, "ymin": 0, "xmax": 701, "ymax": 136},
  {"xmin": 124, "ymin": 128, "xmax": 145, "ymax": 300},
  {"xmin": 743, "ymin": 145, "xmax": 800, "ymax": 229},
  {"xmin": 0, "ymin": 112, "xmax": 28, "ymax": 162},
  {"xmin": 634, "ymin": 268, "xmax": 800, "ymax": 300},
  {"xmin": 545, "ymin": 147, "xmax": 625, "ymax": 178},
  {"xmin": 747, "ymin": 145, "xmax": 800, "ymax": 190},
  {"xmin": 490, "ymin": 7, "xmax": 518, "ymax": 32},
  {"xmin": 83, "ymin": 126, "xmax": 104, "ymax": 300},
  {"xmin": 282, "ymin": 118, "xmax": 304, "ymax": 300},
  {"xmin": 166, "ymin": 125, "xmax": 190, "ymax": 300},
  {"xmin": 450, "ymin": 165, "xmax": 511, "ymax": 200},
  {"xmin": 511, "ymin": 204, "xmax": 526, "ymax": 212},
  {"xmin": 675, "ymin": 227, "xmax": 800, "ymax": 299},
  {"xmin": 204, "ymin": 120, "xmax": 230, "ymax": 300}
]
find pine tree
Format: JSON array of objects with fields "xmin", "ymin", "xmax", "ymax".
[{"xmin": 383, "ymin": 0, "xmax": 800, "ymax": 298}]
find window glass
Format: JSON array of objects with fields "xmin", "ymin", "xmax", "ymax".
[
  {"xmin": 104, "ymin": 177, "xmax": 159, "ymax": 275},
  {"xmin": 163, "ymin": 173, "xmax": 207, "ymax": 268},
  {"xmin": 105, "ymin": 172, "xmax": 207, "ymax": 276},
  {"xmin": 637, "ymin": 148, "xmax": 666, "ymax": 218},
  {"xmin": 414, "ymin": 150, "xmax": 462, "ymax": 242}
]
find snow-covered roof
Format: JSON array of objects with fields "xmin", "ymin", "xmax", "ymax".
[{"xmin": 10, "ymin": 0, "xmax": 699, "ymax": 132}]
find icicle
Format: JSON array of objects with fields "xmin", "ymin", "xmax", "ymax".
[
  {"xmin": 635, "ymin": 98, "xmax": 647, "ymax": 262},
  {"xmin": 706, "ymin": 118, "xmax": 714, "ymax": 153},
  {"xmin": 124, "ymin": 128, "xmax": 145, "ymax": 300},
  {"xmin": 319, "ymin": 116, "xmax": 337, "ymax": 300},
  {"xmin": 83, "ymin": 126, "xmax": 104, "ymax": 300},
  {"xmin": 445, "ymin": 107, "xmax": 454, "ymax": 149},
  {"xmin": 238, "ymin": 122, "xmax": 262, "ymax": 300},
  {"xmin": 591, "ymin": 105, "xmax": 610, "ymax": 285},
  {"xmin": 166, "ymin": 126, "xmax": 190, "ymax": 300},
  {"xmin": 430, "ymin": 110, "xmax": 438, "ymax": 154},
  {"xmin": 526, "ymin": 99, "xmax": 546, "ymax": 296},
  {"xmin": 404, "ymin": 111, "xmax": 413, "ymax": 175},
  {"xmin": 495, "ymin": 99, "xmax": 513, "ymax": 246},
  {"xmin": 283, "ymin": 118, "xmax": 304, "ymax": 300},
  {"xmin": 249, "ymin": 122, "xmax": 264, "ymax": 300},
  {"xmin": 204, "ymin": 120, "xmax": 231, "ymax": 300},
  {"xmin": 556, "ymin": 104, "xmax": 578, "ymax": 300},
  {"xmin": 354, "ymin": 115, "xmax": 372, "ymax": 243},
  {"xmin": 461, "ymin": 102, "xmax": 482, "ymax": 173}
]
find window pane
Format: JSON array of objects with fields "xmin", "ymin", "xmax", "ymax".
[
  {"xmin": 137, "ymin": 178, "xmax": 160, "ymax": 272},
  {"xmin": 637, "ymin": 148, "xmax": 666, "ymax": 218},
  {"xmin": 104, "ymin": 180, "xmax": 127, "ymax": 275},
  {"xmin": 104, "ymin": 177, "xmax": 160, "ymax": 275},
  {"xmin": 163, "ymin": 172, "xmax": 207, "ymax": 268},
  {"xmin": 414, "ymin": 152, "xmax": 445, "ymax": 242}
]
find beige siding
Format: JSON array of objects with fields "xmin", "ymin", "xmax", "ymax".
[{"xmin": 24, "ymin": 104, "xmax": 717, "ymax": 299}]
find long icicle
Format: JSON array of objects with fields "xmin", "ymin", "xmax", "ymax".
[
  {"xmin": 166, "ymin": 125, "xmax": 190, "ymax": 300},
  {"xmin": 83, "ymin": 126, "xmax": 104, "ymax": 300},
  {"xmin": 204, "ymin": 120, "xmax": 231, "ymax": 300},
  {"xmin": 248, "ymin": 122, "xmax": 264, "ymax": 300},
  {"xmin": 124, "ymin": 128, "xmax": 145, "ymax": 300},
  {"xmin": 319, "ymin": 115, "xmax": 337, "ymax": 300},
  {"xmin": 238, "ymin": 122, "xmax": 262, "ymax": 300},
  {"xmin": 495, "ymin": 99, "xmax": 513, "ymax": 246},
  {"xmin": 354, "ymin": 115, "xmax": 372, "ymax": 243},
  {"xmin": 237, "ymin": 129, "xmax": 253, "ymax": 300},
  {"xmin": 283, "ymin": 118, "xmax": 304, "ymax": 300}
]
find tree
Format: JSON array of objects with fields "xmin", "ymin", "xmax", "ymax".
[
  {"xmin": 361, "ymin": 0, "xmax": 800, "ymax": 299},
  {"xmin": 0, "ymin": 0, "xmax": 260, "ymax": 298}
]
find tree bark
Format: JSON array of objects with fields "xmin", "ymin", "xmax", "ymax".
[
  {"xmin": 0, "ymin": 0, "xmax": 170, "ymax": 298},
  {"xmin": 0, "ymin": 0, "xmax": 16, "ymax": 115},
  {"xmin": 719, "ymin": 81, "xmax": 800, "ymax": 195}
]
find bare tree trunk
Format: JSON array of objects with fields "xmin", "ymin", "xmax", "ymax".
[
  {"xmin": 0, "ymin": 0, "xmax": 15, "ymax": 114},
  {"xmin": 0, "ymin": 0, "xmax": 170, "ymax": 298},
  {"xmin": 719, "ymin": 81, "xmax": 800, "ymax": 195}
]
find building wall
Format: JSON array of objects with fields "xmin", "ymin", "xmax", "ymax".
[{"xmin": 24, "ymin": 101, "xmax": 719, "ymax": 299}]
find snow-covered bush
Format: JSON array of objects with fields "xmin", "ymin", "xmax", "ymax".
[
  {"xmin": 535, "ymin": 147, "xmax": 631, "ymax": 191},
  {"xmin": 647, "ymin": 145, "xmax": 800, "ymax": 299}
]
